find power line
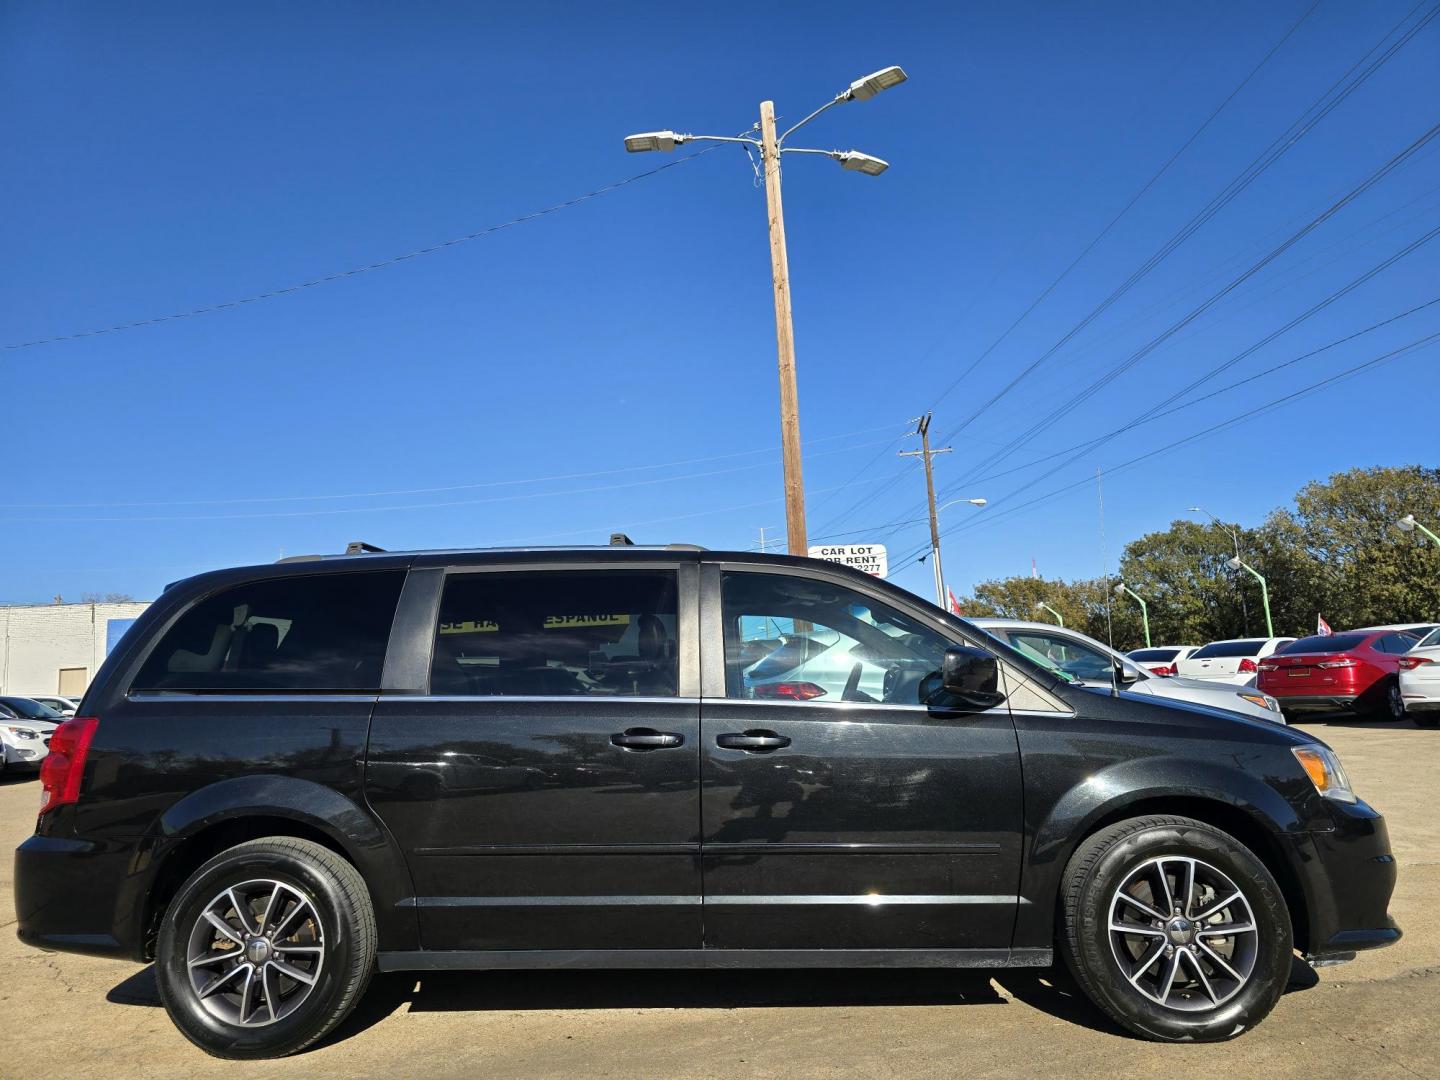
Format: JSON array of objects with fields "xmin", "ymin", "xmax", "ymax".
[
  {"xmin": 0, "ymin": 420, "xmax": 902, "ymax": 510},
  {"xmin": 933, "ymin": 0, "xmax": 1438, "ymax": 448},
  {"xmin": 920, "ymin": 0, "xmax": 1325, "ymax": 418},
  {"xmin": 970, "ymin": 220, "xmax": 1440, "ymax": 513},
  {"xmin": 935, "ymin": 117, "xmax": 1440, "ymax": 506},
  {"xmin": 2, "ymin": 145, "xmax": 726, "ymax": 352},
  {"xmin": 893, "ymin": 329, "xmax": 1440, "ymax": 569},
  {"xmin": 7, "ymin": 432, "xmax": 901, "ymax": 524}
]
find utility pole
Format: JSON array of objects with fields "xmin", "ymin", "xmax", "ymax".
[
  {"xmin": 622, "ymin": 67, "xmax": 907, "ymax": 556},
  {"xmin": 759, "ymin": 101, "xmax": 807, "ymax": 555},
  {"xmin": 900, "ymin": 414, "xmax": 953, "ymax": 607}
]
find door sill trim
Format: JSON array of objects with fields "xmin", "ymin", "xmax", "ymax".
[{"xmin": 377, "ymin": 948, "xmax": 1053, "ymax": 972}]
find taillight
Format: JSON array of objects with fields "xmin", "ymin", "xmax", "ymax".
[
  {"xmin": 1238, "ymin": 658, "xmax": 1258, "ymax": 674},
  {"xmin": 1156, "ymin": 665, "xmax": 1175, "ymax": 677},
  {"xmin": 38, "ymin": 716, "xmax": 99, "ymax": 818},
  {"xmin": 1317, "ymin": 658, "xmax": 1357, "ymax": 669},
  {"xmin": 1399, "ymin": 656, "xmax": 1434, "ymax": 671},
  {"xmin": 753, "ymin": 681, "xmax": 827, "ymax": 701}
]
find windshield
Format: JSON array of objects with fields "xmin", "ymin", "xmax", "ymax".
[
  {"xmin": 0, "ymin": 697, "xmax": 62, "ymax": 720},
  {"xmin": 1129, "ymin": 648, "xmax": 1179, "ymax": 662},
  {"xmin": 1191, "ymin": 640, "xmax": 1268, "ymax": 659}
]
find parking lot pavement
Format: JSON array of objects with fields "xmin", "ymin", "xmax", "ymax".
[{"xmin": 2, "ymin": 719, "xmax": 1437, "ymax": 1080}]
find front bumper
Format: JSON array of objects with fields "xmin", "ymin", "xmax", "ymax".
[{"xmin": 1290, "ymin": 799, "xmax": 1400, "ymax": 961}]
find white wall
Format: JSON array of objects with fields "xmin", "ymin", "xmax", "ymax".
[{"xmin": 0, "ymin": 602, "xmax": 151, "ymax": 696}]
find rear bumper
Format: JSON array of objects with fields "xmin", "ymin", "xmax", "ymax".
[
  {"xmin": 1290, "ymin": 800, "xmax": 1400, "ymax": 961},
  {"xmin": 13, "ymin": 834, "xmax": 146, "ymax": 961},
  {"xmin": 1269, "ymin": 694, "xmax": 1360, "ymax": 713}
]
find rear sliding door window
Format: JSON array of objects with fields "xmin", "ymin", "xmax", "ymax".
[
  {"xmin": 430, "ymin": 571, "xmax": 679, "ymax": 697},
  {"xmin": 132, "ymin": 572, "xmax": 405, "ymax": 692}
]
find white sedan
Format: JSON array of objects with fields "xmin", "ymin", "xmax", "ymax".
[
  {"xmin": 25, "ymin": 695, "xmax": 79, "ymax": 717},
  {"xmin": 1399, "ymin": 626, "xmax": 1440, "ymax": 728},
  {"xmin": 0, "ymin": 696, "xmax": 62, "ymax": 774},
  {"xmin": 1126, "ymin": 645, "xmax": 1199, "ymax": 676},
  {"xmin": 1174, "ymin": 637, "xmax": 1295, "ymax": 686}
]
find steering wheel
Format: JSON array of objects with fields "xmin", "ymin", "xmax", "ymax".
[{"xmin": 842, "ymin": 662, "xmax": 865, "ymax": 701}]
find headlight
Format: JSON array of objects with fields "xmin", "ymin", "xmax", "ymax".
[
  {"xmin": 2, "ymin": 726, "xmax": 39, "ymax": 740},
  {"xmin": 1292, "ymin": 746, "xmax": 1357, "ymax": 804},
  {"xmin": 1237, "ymin": 692, "xmax": 1280, "ymax": 713}
]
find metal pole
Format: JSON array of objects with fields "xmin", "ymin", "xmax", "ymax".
[
  {"xmin": 1411, "ymin": 521, "xmax": 1440, "ymax": 547},
  {"xmin": 1117, "ymin": 585, "xmax": 1152, "ymax": 648},
  {"xmin": 759, "ymin": 101, "xmax": 807, "ymax": 556},
  {"xmin": 1234, "ymin": 560, "xmax": 1275, "ymax": 637},
  {"xmin": 1037, "ymin": 602, "xmax": 1065, "ymax": 627}
]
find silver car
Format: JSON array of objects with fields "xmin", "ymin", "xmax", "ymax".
[{"xmin": 970, "ymin": 619, "xmax": 1285, "ymax": 724}]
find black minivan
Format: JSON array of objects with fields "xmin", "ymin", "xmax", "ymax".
[{"xmin": 15, "ymin": 544, "xmax": 1399, "ymax": 1057}]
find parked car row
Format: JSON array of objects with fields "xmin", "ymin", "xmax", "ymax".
[
  {"xmin": 1126, "ymin": 622, "xmax": 1440, "ymax": 726},
  {"xmin": 0, "ymin": 695, "xmax": 67, "ymax": 774}
]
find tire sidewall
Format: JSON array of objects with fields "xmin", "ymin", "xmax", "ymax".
[
  {"xmin": 1071, "ymin": 822, "xmax": 1292, "ymax": 1041},
  {"xmin": 156, "ymin": 844, "xmax": 361, "ymax": 1058}
]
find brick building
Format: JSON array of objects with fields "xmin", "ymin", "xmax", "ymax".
[{"xmin": 0, "ymin": 601, "xmax": 152, "ymax": 697}]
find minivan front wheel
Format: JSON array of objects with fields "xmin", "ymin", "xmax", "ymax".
[
  {"xmin": 156, "ymin": 837, "xmax": 376, "ymax": 1058},
  {"xmin": 1059, "ymin": 815, "xmax": 1292, "ymax": 1041}
]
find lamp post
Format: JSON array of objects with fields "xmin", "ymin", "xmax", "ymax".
[
  {"xmin": 625, "ymin": 66, "xmax": 907, "ymax": 555},
  {"xmin": 1035, "ymin": 601, "xmax": 1065, "ymax": 627},
  {"xmin": 1228, "ymin": 556, "xmax": 1274, "ymax": 637},
  {"xmin": 1114, "ymin": 583, "xmax": 1151, "ymax": 648},
  {"xmin": 1396, "ymin": 513, "xmax": 1440, "ymax": 548},
  {"xmin": 1187, "ymin": 505, "xmax": 1251, "ymax": 633}
]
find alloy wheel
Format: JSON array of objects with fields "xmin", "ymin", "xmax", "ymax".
[
  {"xmin": 1107, "ymin": 855, "xmax": 1258, "ymax": 1012},
  {"xmin": 185, "ymin": 879, "xmax": 325, "ymax": 1027}
]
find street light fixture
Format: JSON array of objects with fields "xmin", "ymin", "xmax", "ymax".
[
  {"xmin": 1227, "ymin": 556, "xmax": 1275, "ymax": 637},
  {"xmin": 1114, "ymin": 582, "xmax": 1151, "ymax": 648},
  {"xmin": 623, "ymin": 66, "xmax": 907, "ymax": 556},
  {"xmin": 1397, "ymin": 513, "xmax": 1440, "ymax": 547},
  {"xmin": 1035, "ymin": 601, "xmax": 1065, "ymax": 627},
  {"xmin": 939, "ymin": 498, "xmax": 988, "ymax": 511}
]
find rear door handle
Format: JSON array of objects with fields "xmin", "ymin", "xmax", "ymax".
[
  {"xmin": 610, "ymin": 728, "xmax": 684, "ymax": 751},
  {"xmin": 715, "ymin": 730, "xmax": 791, "ymax": 753}
]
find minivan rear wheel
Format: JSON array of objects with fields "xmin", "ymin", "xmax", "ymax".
[
  {"xmin": 155, "ymin": 836, "xmax": 376, "ymax": 1058},
  {"xmin": 1059, "ymin": 815, "xmax": 1292, "ymax": 1042}
]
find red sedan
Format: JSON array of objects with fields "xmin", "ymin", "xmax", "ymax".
[{"xmin": 1257, "ymin": 629, "xmax": 1421, "ymax": 720}]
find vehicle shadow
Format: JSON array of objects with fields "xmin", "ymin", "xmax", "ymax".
[
  {"xmin": 106, "ymin": 955, "xmax": 1321, "ymax": 1050},
  {"xmin": 0, "ymin": 772, "xmax": 37, "ymax": 786}
]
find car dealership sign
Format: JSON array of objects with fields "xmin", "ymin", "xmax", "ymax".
[{"xmin": 807, "ymin": 544, "xmax": 889, "ymax": 578}]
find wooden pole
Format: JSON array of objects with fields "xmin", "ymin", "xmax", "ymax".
[
  {"xmin": 900, "ymin": 413, "xmax": 952, "ymax": 607},
  {"xmin": 760, "ymin": 100, "xmax": 808, "ymax": 556}
]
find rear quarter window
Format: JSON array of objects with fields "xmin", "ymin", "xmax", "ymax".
[{"xmin": 131, "ymin": 571, "xmax": 405, "ymax": 691}]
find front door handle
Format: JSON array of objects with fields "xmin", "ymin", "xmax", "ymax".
[
  {"xmin": 610, "ymin": 728, "xmax": 684, "ymax": 751},
  {"xmin": 715, "ymin": 730, "xmax": 791, "ymax": 753}
]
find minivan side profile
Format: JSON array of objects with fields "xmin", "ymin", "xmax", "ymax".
[{"xmin": 15, "ymin": 546, "xmax": 1399, "ymax": 1058}]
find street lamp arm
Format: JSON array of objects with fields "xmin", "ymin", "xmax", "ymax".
[
  {"xmin": 778, "ymin": 95, "xmax": 847, "ymax": 145},
  {"xmin": 683, "ymin": 134, "xmax": 762, "ymax": 147}
]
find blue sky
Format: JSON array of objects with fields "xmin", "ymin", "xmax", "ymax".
[{"xmin": 3, "ymin": 1, "xmax": 1438, "ymax": 605}]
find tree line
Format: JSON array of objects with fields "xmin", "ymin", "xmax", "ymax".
[{"xmin": 954, "ymin": 465, "xmax": 1440, "ymax": 651}]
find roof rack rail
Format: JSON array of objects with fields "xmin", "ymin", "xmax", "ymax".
[{"xmin": 345, "ymin": 540, "xmax": 387, "ymax": 554}]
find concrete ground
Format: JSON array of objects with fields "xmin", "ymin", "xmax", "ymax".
[{"xmin": 2, "ymin": 718, "xmax": 1436, "ymax": 1079}]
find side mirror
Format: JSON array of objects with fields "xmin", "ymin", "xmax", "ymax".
[
  {"xmin": 1115, "ymin": 662, "xmax": 1140, "ymax": 685},
  {"xmin": 938, "ymin": 646, "xmax": 1006, "ymax": 710}
]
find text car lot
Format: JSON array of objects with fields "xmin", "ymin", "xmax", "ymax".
[{"xmin": 2, "ymin": 718, "xmax": 1436, "ymax": 1080}]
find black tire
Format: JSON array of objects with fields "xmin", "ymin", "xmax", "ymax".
[
  {"xmin": 1382, "ymin": 679, "xmax": 1407, "ymax": 722},
  {"xmin": 155, "ymin": 836, "xmax": 376, "ymax": 1059},
  {"xmin": 1059, "ymin": 815, "xmax": 1292, "ymax": 1042}
]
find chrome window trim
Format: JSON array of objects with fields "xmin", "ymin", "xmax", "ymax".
[
  {"xmin": 127, "ymin": 692, "xmax": 380, "ymax": 704},
  {"xmin": 379, "ymin": 694, "xmax": 699, "ymax": 705}
]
